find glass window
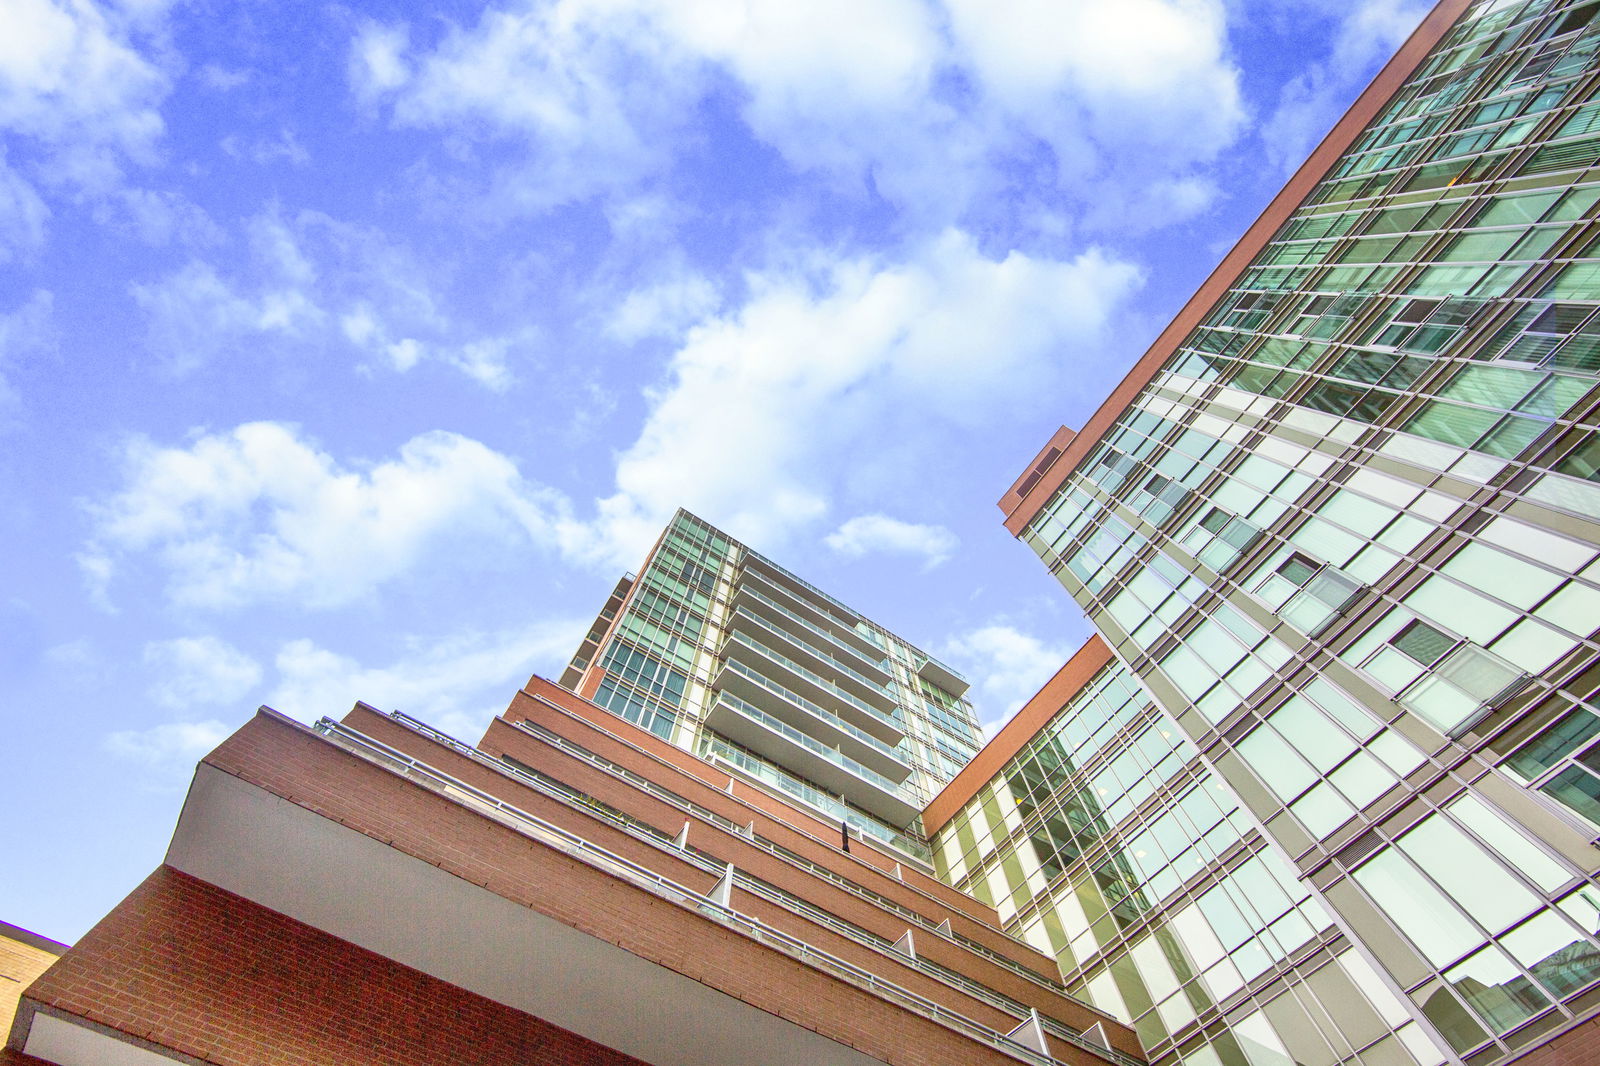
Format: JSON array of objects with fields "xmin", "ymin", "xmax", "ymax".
[
  {"xmin": 1445, "ymin": 943, "xmax": 1550, "ymax": 1034},
  {"xmin": 1397, "ymin": 816, "xmax": 1542, "ymax": 933},
  {"xmin": 1393, "ymin": 620, "xmax": 1455, "ymax": 665},
  {"xmin": 1448, "ymin": 792, "xmax": 1571, "ymax": 891},
  {"xmin": 1355, "ymin": 845, "xmax": 1481, "ymax": 966}
]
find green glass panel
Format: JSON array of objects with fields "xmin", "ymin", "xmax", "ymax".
[{"xmin": 1405, "ymin": 400, "xmax": 1500, "ymax": 448}]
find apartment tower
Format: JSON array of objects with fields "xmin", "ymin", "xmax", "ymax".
[
  {"xmin": 560, "ymin": 508, "xmax": 982, "ymax": 864},
  {"xmin": 967, "ymin": 0, "xmax": 1600, "ymax": 1064},
  {"xmin": 5, "ymin": 516, "xmax": 1122, "ymax": 1066}
]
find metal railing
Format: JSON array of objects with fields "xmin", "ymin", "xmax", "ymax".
[
  {"xmin": 722, "ymin": 630, "xmax": 899, "ymax": 725},
  {"xmin": 311, "ymin": 717, "xmax": 1132, "ymax": 1066},
  {"xmin": 717, "ymin": 660, "xmax": 909, "ymax": 765},
  {"xmin": 501, "ymin": 710, "xmax": 1077, "ymax": 987},
  {"xmin": 712, "ymin": 691, "xmax": 910, "ymax": 795},
  {"xmin": 735, "ymin": 581, "xmax": 894, "ymax": 676},
  {"xmin": 406, "ymin": 708, "xmax": 1126, "ymax": 1042},
  {"xmin": 728, "ymin": 607, "xmax": 898, "ymax": 703}
]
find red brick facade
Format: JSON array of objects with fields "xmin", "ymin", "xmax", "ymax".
[
  {"xmin": 9, "ymin": 676, "xmax": 1140, "ymax": 1066},
  {"xmin": 19, "ymin": 866, "xmax": 648, "ymax": 1066}
]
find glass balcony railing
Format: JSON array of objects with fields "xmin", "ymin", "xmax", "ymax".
[
  {"xmin": 716, "ymin": 659, "xmax": 910, "ymax": 770},
  {"xmin": 700, "ymin": 734, "xmax": 931, "ymax": 862},
  {"xmin": 712, "ymin": 692, "xmax": 910, "ymax": 797},
  {"xmin": 721, "ymin": 630, "xmax": 903, "ymax": 734},
  {"xmin": 729, "ymin": 606, "xmax": 895, "ymax": 704},
  {"xmin": 734, "ymin": 583, "xmax": 893, "ymax": 679},
  {"xmin": 737, "ymin": 564, "xmax": 887, "ymax": 655}
]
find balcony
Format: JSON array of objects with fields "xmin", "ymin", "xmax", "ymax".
[
  {"xmin": 725, "ymin": 607, "xmax": 898, "ymax": 711},
  {"xmin": 730, "ymin": 581, "xmax": 893, "ymax": 684},
  {"xmin": 712, "ymin": 658, "xmax": 911, "ymax": 781},
  {"xmin": 704, "ymin": 693, "xmax": 922, "ymax": 827},
  {"xmin": 916, "ymin": 655, "xmax": 970, "ymax": 698},
  {"xmin": 719, "ymin": 631, "xmax": 904, "ymax": 743},
  {"xmin": 737, "ymin": 561, "xmax": 886, "ymax": 659}
]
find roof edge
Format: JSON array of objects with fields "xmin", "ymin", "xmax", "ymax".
[
  {"xmin": 922, "ymin": 635, "xmax": 1114, "ymax": 836},
  {"xmin": 0, "ymin": 920, "xmax": 68, "ymax": 956},
  {"xmin": 1001, "ymin": 0, "xmax": 1473, "ymax": 537}
]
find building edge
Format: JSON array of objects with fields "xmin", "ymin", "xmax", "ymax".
[{"xmin": 997, "ymin": 0, "xmax": 1473, "ymax": 534}]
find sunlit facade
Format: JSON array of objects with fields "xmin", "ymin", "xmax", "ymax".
[
  {"xmin": 981, "ymin": 0, "xmax": 1600, "ymax": 1063},
  {"xmin": 929, "ymin": 640, "xmax": 1450, "ymax": 1066},
  {"xmin": 562, "ymin": 508, "xmax": 982, "ymax": 863}
]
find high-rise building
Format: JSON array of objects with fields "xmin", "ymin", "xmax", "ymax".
[
  {"xmin": 560, "ymin": 509, "xmax": 983, "ymax": 865},
  {"xmin": 982, "ymin": 0, "xmax": 1600, "ymax": 1063},
  {"xmin": 927, "ymin": 638, "xmax": 1465, "ymax": 1066}
]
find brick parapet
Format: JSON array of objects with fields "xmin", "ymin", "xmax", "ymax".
[
  {"xmin": 512, "ymin": 678, "xmax": 1019, "ymax": 930},
  {"xmin": 17, "ymin": 867, "xmax": 651, "ymax": 1066},
  {"xmin": 198, "ymin": 711, "xmax": 1132, "ymax": 1066},
  {"xmin": 338, "ymin": 703, "xmax": 1117, "ymax": 1042}
]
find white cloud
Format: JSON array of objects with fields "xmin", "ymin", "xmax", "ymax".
[
  {"xmin": 269, "ymin": 621, "xmax": 584, "ymax": 738},
  {"xmin": 943, "ymin": 623, "xmax": 1074, "ymax": 733},
  {"xmin": 606, "ymin": 270, "xmax": 720, "ymax": 343},
  {"xmin": 132, "ymin": 208, "xmax": 529, "ymax": 387},
  {"xmin": 105, "ymin": 719, "xmax": 232, "ymax": 766},
  {"xmin": 0, "ymin": 0, "xmax": 171, "ymax": 195},
  {"xmin": 0, "ymin": 288, "xmax": 56, "ymax": 419},
  {"xmin": 577, "ymin": 230, "xmax": 1141, "ymax": 567},
  {"xmin": 1260, "ymin": 0, "xmax": 1431, "ymax": 173},
  {"xmin": 0, "ymin": 155, "xmax": 49, "ymax": 261},
  {"xmin": 352, "ymin": 0, "xmax": 1246, "ymax": 220},
  {"xmin": 85, "ymin": 422, "xmax": 570, "ymax": 610},
  {"xmin": 359, "ymin": 3, "xmax": 702, "ymax": 212},
  {"xmin": 143, "ymin": 635, "xmax": 262, "ymax": 710},
  {"xmin": 220, "ymin": 127, "xmax": 310, "ymax": 167},
  {"xmin": 825, "ymin": 514, "xmax": 958, "ymax": 569},
  {"xmin": 349, "ymin": 23, "xmax": 410, "ymax": 102}
]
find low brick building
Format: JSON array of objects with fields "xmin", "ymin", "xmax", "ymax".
[{"xmin": 5, "ymin": 674, "xmax": 1139, "ymax": 1066}]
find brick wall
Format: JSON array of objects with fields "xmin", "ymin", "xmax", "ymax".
[
  {"xmin": 20, "ymin": 866, "xmax": 649, "ymax": 1066},
  {"xmin": 365, "ymin": 704, "xmax": 1106, "ymax": 1032},
  {"xmin": 195, "ymin": 710, "xmax": 1128, "ymax": 1066}
]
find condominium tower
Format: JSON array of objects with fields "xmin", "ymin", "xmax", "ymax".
[
  {"xmin": 560, "ymin": 508, "xmax": 982, "ymax": 864},
  {"xmin": 968, "ymin": 0, "xmax": 1600, "ymax": 1064}
]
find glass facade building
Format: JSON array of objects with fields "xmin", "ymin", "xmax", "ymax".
[
  {"xmin": 563, "ymin": 508, "xmax": 982, "ymax": 865},
  {"xmin": 930, "ymin": 640, "xmax": 1445, "ymax": 1066},
  {"xmin": 960, "ymin": 0, "xmax": 1600, "ymax": 1064}
]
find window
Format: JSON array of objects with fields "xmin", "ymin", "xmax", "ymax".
[
  {"xmin": 1254, "ymin": 553, "xmax": 1364, "ymax": 636},
  {"xmin": 1393, "ymin": 620, "xmax": 1456, "ymax": 666},
  {"xmin": 1385, "ymin": 622, "xmax": 1526, "ymax": 736}
]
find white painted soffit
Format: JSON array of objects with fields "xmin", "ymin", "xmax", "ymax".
[
  {"xmin": 165, "ymin": 763, "xmax": 889, "ymax": 1066},
  {"xmin": 22, "ymin": 1009, "xmax": 192, "ymax": 1066}
]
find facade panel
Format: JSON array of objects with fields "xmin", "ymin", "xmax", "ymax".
[{"xmin": 988, "ymin": 2, "xmax": 1600, "ymax": 1064}]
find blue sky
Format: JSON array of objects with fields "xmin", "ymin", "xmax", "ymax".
[{"xmin": 1, "ymin": 0, "xmax": 1428, "ymax": 943}]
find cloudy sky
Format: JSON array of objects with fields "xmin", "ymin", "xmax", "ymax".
[{"xmin": 0, "ymin": 0, "xmax": 1428, "ymax": 942}]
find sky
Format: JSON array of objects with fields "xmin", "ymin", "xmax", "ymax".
[{"xmin": 0, "ymin": 0, "xmax": 1432, "ymax": 944}]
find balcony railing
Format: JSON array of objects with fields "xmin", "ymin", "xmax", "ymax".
[
  {"xmin": 311, "ymin": 719, "xmax": 1104, "ymax": 1066},
  {"xmin": 734, "ymin": 582, "xmax": 893, "ymax": 681},
  {"xmin": 728, "ymin": 606, "xmax": 897, "ymax": 707},
  {"xmin": 317, "ymin": 714, "xmax": 1136, "ymax": 1066},
  {"xmin": 716, "ymin": 658, "xmax": 910, "ymax": 776},
  {"xmin": 737, "ymin": 566, "xmax": 888, "ymax": 659},
  {"xmin": 711, "ymin": 691, "xmax": 911, "ymax": 797},
  {"xmin": 721, "ymin": 630, "xmax": 903, "ymax": 739},
  {"xmin": 502, "ymin": 707, "xmax": 1123, "ymax": 997}
]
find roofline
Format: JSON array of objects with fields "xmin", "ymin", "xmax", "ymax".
[
  {"xmin": 999, "ymin": 0, "xmax": 1473, "ymax": 536},
  {"xmin": 921, "ymin": 635, "xmax": 1114, "ymax": 836},
  {"xmin": 0, "ymin": 919, "xmax": 69, "ymax": 955}
]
